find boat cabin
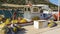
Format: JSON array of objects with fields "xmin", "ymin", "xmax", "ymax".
[{"xmin": 0, "ymin": 4, "xmax": 52, "ymax": 20}]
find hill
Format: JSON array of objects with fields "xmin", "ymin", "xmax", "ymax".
[{"xmin": 0, "ymin": 0, "xmax": 58, "ymax": 10}]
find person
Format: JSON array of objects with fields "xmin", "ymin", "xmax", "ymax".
[
  {"xmin": 0, "ymin": 15, "xmax": 5, "ymax": 24},
  {"xmin": 17, "ymin": 17, "xmax": 22, "ymax": 24},
  {"xmin": 0, "ymin": 16, "xmax": 3, "ymax": 24}
]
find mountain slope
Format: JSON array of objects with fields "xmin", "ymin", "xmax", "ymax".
[{"xmin": 0, "ymin": 0, "xmax": 58, "ymax": 10}]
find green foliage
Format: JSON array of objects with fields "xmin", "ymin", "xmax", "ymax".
[
  {"xmin": 0, "ymin": 0, "xmax": 26, "ymax": 5},
  {"xmin": 0, "ymin": 0, "xmax": 58, "ymax": 9}
]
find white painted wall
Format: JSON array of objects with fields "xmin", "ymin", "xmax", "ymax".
[
  {"xmin": 24, "ymin": 11, "xmax": 40, "ymax": 20},
  {"xmin": 43, "ymin": 11, "xmax": 58, "ymax": 14},
  {"xmin": 31, "ymin": 13, "xmax": 40, "ymax": 18},
  {"xmin": 24, "ymin": 11, "xmax": 32, "ymax": 19}
]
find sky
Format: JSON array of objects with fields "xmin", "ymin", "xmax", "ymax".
[{"xmin": 49, "ymin": 0, "xmax": 60, "ymax": 6}]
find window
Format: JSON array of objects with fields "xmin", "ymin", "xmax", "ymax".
[
  {"xmin": 40, "ymin": 10, "xmax": 43, "ymax": 13},
  {"xmin": 33, "ymin": 8, "xmax": 38, "ymax": 12},
  {"xmin": 24, "ymin": 8, "xmax": 27, "ymax": 11},
  {"xmin": 31, "ymin": 7, "xmax": 40, "ymax": 13},
  {"xmin": 28, "ymin": 8, "xmax": 31, "ymax": 11}
]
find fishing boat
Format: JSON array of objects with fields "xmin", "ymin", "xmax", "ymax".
[{"xmin": 0, "ymin": 4, "xmax": 53, "ymax": 20}]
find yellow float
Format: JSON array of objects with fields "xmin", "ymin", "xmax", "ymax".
[
  {"xmin": 20, "ymin": 18, "xmax": 27, "ymax": 23},
  {"xmin": 5, "ymin": 19, "xmax": 11, "ymax": 25},
  {"xmin": 48, "ymin": 20, "xmax": 54, "ymax": 27},
  {"xmin": 11, "ymin": 19, "xmax": 18, "ymax": 24}
]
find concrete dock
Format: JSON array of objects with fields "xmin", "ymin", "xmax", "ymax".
[{"xmin": 17, "ymin": 25, "xmax": 60, "ymax": 34}]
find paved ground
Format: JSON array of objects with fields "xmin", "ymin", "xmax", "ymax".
[
  {"xmin": 42, "ymin": 28, "xmax": 60, "ymax": 34},
  {"xmin": 5, "ymin": 21, "xmax": 60, "ymax": 34},
  {"xmin": 9, "ymin": 22, "xmax": 60, "ymax": 34},
  {"xmin": 18, "ymin": 25, "xmax": 60, "ymax": 34},
  {"xmin": 1, "ymin": 22, "xmax": 60, "ymax": 34}
]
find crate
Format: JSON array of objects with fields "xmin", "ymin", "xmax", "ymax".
[{"xmin": 34, "ymin": 20, "xmax": 48, "ymax": 29}]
